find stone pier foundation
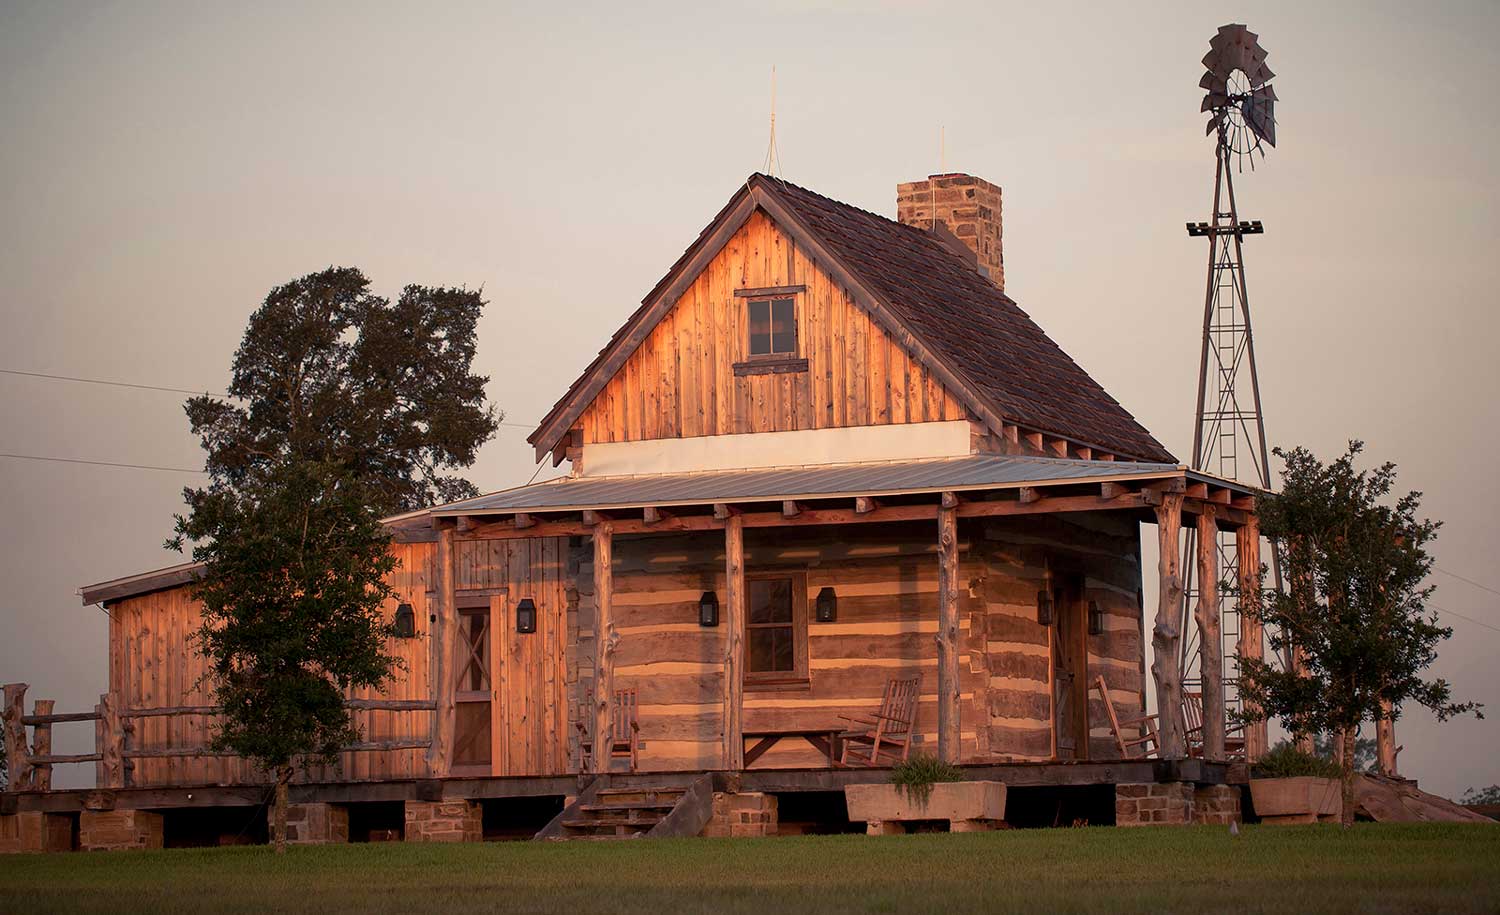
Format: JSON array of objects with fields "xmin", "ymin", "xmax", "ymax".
[
  {"xmin": 274, "ymin": 802, "xmax": 349, "ymax": 845},
  {"xmin": 79, "ymin": 810, "xmax": 163, "ymax": 851},
  {"xmin": 702, "ymin": 792, "xmax": 777, "ymax": 838},
  {"xmin": 404, "ymin": 800, "xmax": 482, "ymax": 843},
  {"xmin": 1116, "ymin": 782, "xmax": 1243, "ymax": 827}
]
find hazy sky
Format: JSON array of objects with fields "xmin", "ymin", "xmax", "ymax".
[{"xmin": 2, "ymin": 1, "xmax": 1496, "ymax": 797}]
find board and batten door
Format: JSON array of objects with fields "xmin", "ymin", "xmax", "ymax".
[
  {"xmin": 1050, "ymin": 575, "xmax": 1089, "ymax": 761},
  {"xmin": 452, "ymin": 593, "xmax": 495, "ymax": 776},
  {"xmin": 492, "ymin": 539, "xmax": 569, "ymax": 778}
]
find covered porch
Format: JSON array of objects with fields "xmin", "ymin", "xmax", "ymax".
[{"xmin": 422, "ymin": 453, "xmax": 1263, "ymax": 779}]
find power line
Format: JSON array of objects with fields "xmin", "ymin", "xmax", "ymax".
[
  {"xmin": 1431, "ymin": 604, "xmax": 1500, "ymax": 635},
  {"xmin": 1, "ymin": 366, "xmax": 537, "ymax": 428},
  {"xmin": 1436, "ymin": 567, "xmax": 1500, "ymax": 599},
  {"xmin": 0, "ymin": 452, "xmax": 205, "ymax": 474}
]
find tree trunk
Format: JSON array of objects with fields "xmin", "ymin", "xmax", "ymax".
[
  {"xmin": 1339, "ymin": 728, "xmax": 1357, "ymax": 830},
  {"xmin": 273, "ymin": 765, "xmax": 292, "ymax": 853}
]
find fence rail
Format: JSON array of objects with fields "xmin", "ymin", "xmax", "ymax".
[{"xmin": 1, "ymin": 682, "xmax": 436, "ymax": 792}]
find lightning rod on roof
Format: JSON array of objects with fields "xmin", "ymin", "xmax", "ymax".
[{"xmin": 762, "ymin": 65, "xmax": 783, "ymax": 179}]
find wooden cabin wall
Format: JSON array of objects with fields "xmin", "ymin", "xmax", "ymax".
[
  {"xmin": 975, "ymin": 514, "xmax": 1147, "ymax": 760},
  {"xmin": 451, "ymin": 536, "xmax": 571, "ymax": 778},
  {"xmin": 107, "ymin": 541, "xmax": 437, "ymax": 788},
  {"xmin": 575, "ymin": 209, "xmax": 971, "ymax": 445}
]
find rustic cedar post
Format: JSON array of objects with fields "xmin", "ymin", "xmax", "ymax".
[
  {"xmin": 936, "ymin": 492, "xmax": 961, "ymax": 764},
  {"xmin": 427, "ymin": 525, "xmax": 457, "ymax": 778},
  {"xmin": 1376, "ymin": 701, "xmax": 1398, "ymax": 775},
  {"xmin": 31, "ymin": 699, "xmax": 53, "ymax": 791},
  {"xmin": 723, "ymin": 514, "xmax": 746, "ymax": 772},
  {"xmin": 3, "ymin": 683, "xmax": 30, "ymax": 790},
  {"xmin": 1194, "ymin": 506, "xmax": 1225, "ymax": 761},
  {"xmin": 1234, "ymin": 515, "xmax": 1268, "ymax": 761},
  {"xmin": 97, "ymin": 693, "xmax": 124, "ymax": 789},
  {"xmin": 1150, "ymin": 491, "xmax": 1188, "ymax": 758},
  {"xmin": 591, "ymin": 521, "xmax": 616, "ymax": 775}
]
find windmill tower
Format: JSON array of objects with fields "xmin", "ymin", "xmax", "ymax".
[{"xmin": 1178, "ymin": 25, "xmax": 1284, "ymax": 736}]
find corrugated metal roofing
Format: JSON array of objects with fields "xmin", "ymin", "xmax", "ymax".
[{"xmin": 432, "ymin": 454, "xmax": 1186, "ymax": 516}]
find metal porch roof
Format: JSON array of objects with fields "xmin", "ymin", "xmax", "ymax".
[{"xmin": 432, "ymin": 454, "xmax": 1195, "ymax": 516}]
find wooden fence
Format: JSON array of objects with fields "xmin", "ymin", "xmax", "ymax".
[{"xmin": 1, "ymin": 683, "xmax": 435, "ymax": 792}]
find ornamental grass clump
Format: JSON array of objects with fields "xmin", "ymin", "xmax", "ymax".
[
  {"xmin": 1252, "ymin": 742, "xmax": 1342, "ymax": 780},
  {"xmin": 891, "ymin": 753, "xmax": 963, "ymax": 808}
]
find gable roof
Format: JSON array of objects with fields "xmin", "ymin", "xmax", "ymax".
[{"xmin": 530, "ymin": 174, "xmax": 1174, "ymax": 465}]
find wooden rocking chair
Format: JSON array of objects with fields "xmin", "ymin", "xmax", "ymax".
[
  {"xmin": 1183, "ymin": 691, "xmax": 1246, "ymax": 760},
  {"xmin": 838, "ymin": 676, "xmax": 919, "ymax": 767},
  {"xmin": 1095, "ymin": 675, "xmax": 1160, "ymax": 759},
  {"xmin": 575, "ymin": 687, "xmax": 640, "ymax": 772}
]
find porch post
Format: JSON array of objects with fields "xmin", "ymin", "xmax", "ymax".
[
  {"xmin": 3, "ymin": 683, "xmax": 31, "ymax": 791},
  {"xmin": 1195, "ymin": 506, "xmax": 1225, "ymax": 761},
  {"xmin": 1235, "ymin": 515, "xmax": 1268, "ymax": 761},
  {"xmin": 1150, "ymin": 489, "xmax": 1188, "ymax": 758},
  {"xmin": 427, "ymin": 526, "xmax": 457, "ymax": 778},
  {"xmin": 936, "ymin": 493, "xmax": 960, "ymax": 764},
  {"xmin": 592, "ymin": 521, "xmax": 616, "ymax": 775},
  {"xmin": 723, "ymin": 514, "xmax": 746, "ymax": 771},
  {"xmin": 1376, "ymin": 701, "xmax": 1398, "ymax": 775}
]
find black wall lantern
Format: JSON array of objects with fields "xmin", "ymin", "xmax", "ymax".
[
  {"xmin": 699, "ymin": 591, "xmax": 720, "ymax": 627},
  {"xmin": 815, "ymin": 587, "xmax": 838, "ymax": 623},
  {"xmin": 515, "ymin": 598, "xmax": 537, "ymax": 634},
  {"xmin": 1088, "ymin": 600, "xmax": 1103, "ymax": 636},
  {"xmin": 1036, "ymin": 589, "xmax": 1055, "ymax": 627},
  {"xmin": 393, "ymin": 602, "xmax": 416, "ymax": 638}
]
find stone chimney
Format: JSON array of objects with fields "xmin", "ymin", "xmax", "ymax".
[{"xmin": 896, "ymin": 173, "xmax": 1004, "ymax": 290}]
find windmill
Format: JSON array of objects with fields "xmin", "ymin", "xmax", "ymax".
[{"xmin": 1178, "ymin": 24, "xmax": 1284, "ymax": 740}]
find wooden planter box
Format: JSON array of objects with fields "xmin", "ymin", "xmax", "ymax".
[
  {"xmin": 844, "ymin": 781, "xmax": 1007, "ymax": 834},
  {"xmin": 1249, "ymin": 777, "xmax": 1342, "ymax": 824}
]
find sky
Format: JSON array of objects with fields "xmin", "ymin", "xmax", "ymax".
[{"xmin": 1, "ymin": 1, "xmax": 1496, "ymax": 797}]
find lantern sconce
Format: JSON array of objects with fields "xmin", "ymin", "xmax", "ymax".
[
  {"xmin": 698, "ymin": 591, "xmax": 720, "ymax": 627},
  {"xmin": 1088, "ymin": 600, "xmax": 1103, "ymax": 636},
  {"xmin": 1036, "ymin": 589, "xmax": 1055, "ymax": 627},
  {"xmin": 516, "ymin": 598, "xmax": 537, "ymax": 634},
  {"xmin": 394, "ymin": 602, "xmax": 416, "ymax": 639},
  {"xmin": 815, "ymin": 587, "xmax": 838, "ymax": 623}
]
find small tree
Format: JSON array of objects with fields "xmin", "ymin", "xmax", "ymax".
[
  {"xmin": 1239, "ymin": 442, "xmax": 1481, "ymax": 827},
  {"xmin": 172, "ymin": 267, "xmax": 498, "ymax": 852}
]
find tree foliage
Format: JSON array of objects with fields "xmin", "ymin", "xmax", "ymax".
[
  {"xmin": 170, "ymin": 267, "xmax": 498, "ymax": 850},
  {"xmin": 1239, "ymin": 441, "xmax": 1481, "ymax": 826},
  {"xmin": 1461, "ymin": 785, "xmax": 1500, "ymax": 806}
]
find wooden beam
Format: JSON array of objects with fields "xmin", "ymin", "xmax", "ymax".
[
  {"xmin": 1235, "ymin": 515, "xmax": 1268, "ymax": 762},
  {"xmin": 936, "ymin": 497, "xmax": 960, "ymax": 764},
  {"xmin": 723, "ymin": 514, "xmax": 746, "ymax": 772},
  {"xmin": 456, "ymin": 516, "xmax": 482, "ymax": 533},
  {"xmin": 30, "ymin": 699, "xmax": 52, "ymax": 791},
  {"xmin": 427, "ymin": 527, "xmax": 456, "ymax": 778},
  {"xmin": 1185, "ymin": 481, "xmax": 1208, "ymax": 500},
  {"xmin": 3, "ymin": 683, "xmax": 30, "ymax": 791},
  {"xmin": 1100, "ymin": 482, "xmax": 1127, "ymax": 499},
  {"xmin": 940, "ymin": 491, "xmax": 960, "ymax": 510},
  {"xmin": 97, "ymin": 693, "xmax": 123, "ymax": 789},
  {"xmin": 853, "ymin": 496, "xmax": 878, "ymax": 514},
  {"xmin": 581, "ymin": 509, "xmax": 606, "ymax": 527},
  {"xmin": 712, "ymin": 503, "xmax": 739, "ymax": 520},
  {"xmin": 513, "ymin": 512, "xmax": 535, "ymax": 530},
  {"xmin": 642, "ymin": 506, "xmax": 671, "ymax": 525},
  {"xmin": 733, "ymin": 284, "xmax": 807, "ymax": 297},
  {"xmin": 592, "ymin": 522, "xmax": 616, "ymax": 775},
  {"xmin": 1150, "ymin": 493, "xmax": 1188, "ymax": 758},
  {"xmin": 781, "ymin": 500, "xmax": 802, "ymax": 519},
  {"xmin": 1195, "ymin": 505, "xmax": 1225, "ymax": 761},
  {"xmin": 1018, "ymin": 487, "xmax": 1041, "ymax": 504}
]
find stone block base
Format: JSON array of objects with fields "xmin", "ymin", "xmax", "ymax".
[
  {"xmin": 702, "ymin": 792, "xmax": 777, "ymax": 838},
  {"xmin": 275, "ymin": 802, "xmax": 349, "ymax": 845},
  {"xmin": 404, "ymin": 800, "xmax": 481, "ymax": 843},
  {"xmin": 1193, "ymin": 785, "xmax": 1243, "ymax": 825},
  {"xmin": 79, "ymin": 810, "xmax": 163, "ymax": 851},
  {"xmin": 1116, "ymin": 782, "xmax": 1195, "ymax": 827},
  {"xmin": 1, "ymin": 812, "xmax": 45, "ymax": 853}
]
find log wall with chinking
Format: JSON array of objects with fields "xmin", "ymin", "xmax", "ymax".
[{"xmin": 574, "ymin": 208, "xmax": 972, "ymax": 445}]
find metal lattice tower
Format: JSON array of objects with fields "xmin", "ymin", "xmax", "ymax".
[{"xmin": 1178, "ymin": 24, "xmax": 1285, "ymax": 709}]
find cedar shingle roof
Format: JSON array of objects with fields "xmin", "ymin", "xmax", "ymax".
[
  {"xmin": 767, "ymin": 177, "xmax": 1174, "ymax": 463},
  {"xmin": 531, "ymin": 174, "xmax": 1174, "ymax": 465}
]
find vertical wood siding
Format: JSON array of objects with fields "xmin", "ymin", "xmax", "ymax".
[{"xmin": 576, "ymin": 209, "xmax": 970, "ymax": 445}]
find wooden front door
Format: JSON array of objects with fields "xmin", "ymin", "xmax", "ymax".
[
  {"xmin": 1051, "ymin": 575, "xmax": 1089, "ymax": 760},
  {"xmin": 452, "ymin": 597, "xmax": 495, "ymax": 775}
]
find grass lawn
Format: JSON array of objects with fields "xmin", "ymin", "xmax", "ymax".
[{"xmin": 3, "ymin": 823, "xmax": 1497, "ymax": 914}]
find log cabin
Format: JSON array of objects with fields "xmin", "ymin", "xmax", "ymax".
[{"xmin": 3, "ymin": 172, "xmax": 1267, "ymax": 849}]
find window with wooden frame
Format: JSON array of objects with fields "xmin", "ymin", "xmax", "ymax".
[
  {"xmin": 745, "ymin": 571, "xmax": 809, "ymax": 685},
  {"xmin": 747, "ymin": 297, "xmax": 798, "ymax": 358}
]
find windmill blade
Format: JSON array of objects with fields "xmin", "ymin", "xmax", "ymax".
[
  {"xmin": 1200, "ymin": 71, "xmax": 1228, "ymax": 92},
  {"xmin": 1201, "ymin": 91, "xmax": 1231, "ymax": 112},
  {"xmin": 1241, "ymin": 90, "xmax": 1276, "ymax": 147}
]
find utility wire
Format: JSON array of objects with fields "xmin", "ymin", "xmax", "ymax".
[
  {"xmin": 1430, "ymin": 604, "xmax": 1500, "ymax": 635},
  {"xmin": 1, "ymin": 366, "xmax": 537, "ymax": 428},
  {"xmin": 0, "ymin": 452, "xmax": 205, "ymax": 474},
  {"xmin": 1435, "ymin": 567, "xmax": 1500, "ymax": 599}
]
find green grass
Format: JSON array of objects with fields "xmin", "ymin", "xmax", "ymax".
[{"xmin": 3, "ymin": 824, "xmax": 1498, "ymax": 914}]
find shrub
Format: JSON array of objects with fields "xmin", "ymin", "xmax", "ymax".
[
  {"xmin": 890, "ymin": 753, "xmax": 963, "ymax": 807},
  {"xmin": 1253, "ymin": 742, "xmax": 1342, "ymax": 780}
]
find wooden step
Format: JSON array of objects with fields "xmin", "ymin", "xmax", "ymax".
[
  {"xmin": 594, "ymin": 788, "xmax": 685, "ymax": 804},
  {"xmin": 563, "ymin": 813, "xmax": 665, "ymax": 829},
  {"xmin": 578, "ymin": 801, "xmax": 677, "ymax": 814}
]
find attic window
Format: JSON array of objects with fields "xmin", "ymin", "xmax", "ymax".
[{"xmin": 748, "ymin": 298, "xmax": 797, "ymax": 357}]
